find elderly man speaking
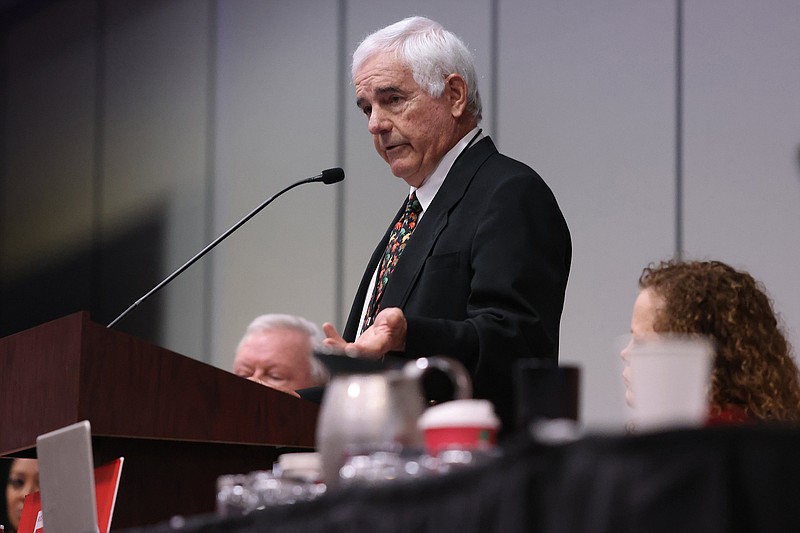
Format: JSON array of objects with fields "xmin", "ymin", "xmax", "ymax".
[{"xmin": 323, "ymin": 16, "xmax": 571, "ymax": 433}]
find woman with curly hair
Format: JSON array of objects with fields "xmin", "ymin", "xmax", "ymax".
[{"xmin": 623, "ymin": 260, "xmax": 800, "ymax": 424}]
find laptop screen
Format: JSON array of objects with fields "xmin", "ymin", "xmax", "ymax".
[{"xmin": 36, "ymin": 420, "xmax": 100, "ymax": 533}]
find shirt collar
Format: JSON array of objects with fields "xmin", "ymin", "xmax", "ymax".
[{"xmin": 411, "ymin": 127, "xmax": 484, "ymax": 211}]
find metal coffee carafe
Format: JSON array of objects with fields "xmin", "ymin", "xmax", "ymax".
[{"xmin": 315, "ymin": 356, "xmax": 472, "ymax": 488}]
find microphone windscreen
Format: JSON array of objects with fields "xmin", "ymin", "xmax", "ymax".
[{"xmin": 320, "ymin": 167, "xmax": 345, "ymax": 184}]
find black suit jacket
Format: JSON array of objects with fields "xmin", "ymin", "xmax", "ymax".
[{"xmin": 344, "ymin": 137, "xmax": 572, "ymax": 432}]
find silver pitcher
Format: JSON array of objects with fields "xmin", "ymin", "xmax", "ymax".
[{"xmin": 315, "ymin": 356, "xmax": 472, "ymax": 488}]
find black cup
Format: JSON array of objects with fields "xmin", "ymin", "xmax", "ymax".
[{"xmin": 514, "ymin": 359, "xmax": 580, "ymax": 430}]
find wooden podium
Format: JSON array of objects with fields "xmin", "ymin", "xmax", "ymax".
[{"xmin": 0, "ymin": 311, "xmax": 320, "ymax": 529}]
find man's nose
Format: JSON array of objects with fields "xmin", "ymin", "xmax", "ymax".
[{"xmin": 368, "ymin": 108, "xmax": 390, "ymax": 134}]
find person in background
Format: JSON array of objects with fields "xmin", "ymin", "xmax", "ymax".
[
  {"xmin": 234, "ymin": 314, "xmax": 329, "ymax": 395},
  {"xmin": 0, "ymin": 459, "xmax": 8, "ymax": 532},
  {"xmin": 2, "ymin": 458, "xmax": 39, "ymax": 533},
  {"xmin": 623, "ymin": 259, "xmax": 800, "ymax": 424},
  {"xmin": 322, "ymin": 16, "xmax": 571, "ymax": 432}
]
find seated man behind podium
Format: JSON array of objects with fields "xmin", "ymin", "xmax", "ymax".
[{"xmin": 234, "ymin": 314, "xmax": 329, "ymax": 395}]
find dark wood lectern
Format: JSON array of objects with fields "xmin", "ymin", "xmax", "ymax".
[{"xmin": 0, "ymin": 312, "xmax": 319, "ymax": 529}]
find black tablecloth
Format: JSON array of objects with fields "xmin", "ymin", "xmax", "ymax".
[{"xmin": 119, "ymin": 425, "xmax": 800, "ymax": 533}]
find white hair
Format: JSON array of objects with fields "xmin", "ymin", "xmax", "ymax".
[
  {"xmin": 238, "ymin": 314, "xmax": 329, "ymax": 386},
  {"xmin": 352, "ymin": 16, "xmax": 483, "ymax": 122}
]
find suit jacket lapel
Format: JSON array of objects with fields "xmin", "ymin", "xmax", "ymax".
[
  {"xmin": 343, "ymin": 137, "xmax": 498, "ymax": 339},
  {"xmin": 381, "ymin": 137, "xmax": 498, "ymax": 308}
]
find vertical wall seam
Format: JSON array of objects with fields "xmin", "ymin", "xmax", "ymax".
[
  {"xmin": 334, "ymin": 0, "xmax": 348, "ymax": 328},
  {"xmin": 675, "ymin": 0, "xmax": 684, "ymax": 261},
  {"xmin": 203, "ymin": 0, "xmax": 218, "ymax": 362}
]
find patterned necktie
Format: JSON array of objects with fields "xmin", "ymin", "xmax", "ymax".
[{"xmin": 361, "ymin": 191, "xmax": 423, "ymax": 333}]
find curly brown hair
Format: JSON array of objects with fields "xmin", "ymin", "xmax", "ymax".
[{"xmin": 639, "ymin": 260, "xmax": 800, "ymax": 423}]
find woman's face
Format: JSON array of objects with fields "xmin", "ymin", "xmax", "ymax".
[
  {"xmin": 6, "ymin": 458, "xmax": 39, "ymax": 530},
  {"xmin": 621, "ymin": 287, "xmax": 662, "ymax": 405}
]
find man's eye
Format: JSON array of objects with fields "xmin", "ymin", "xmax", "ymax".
[
  {"xmin": 361, "ymin": 106, "xmax": 372, "ymax": 117},
  {"xmin": 234, "ymin": 366, "xmax": 252, "ymax": 377}
]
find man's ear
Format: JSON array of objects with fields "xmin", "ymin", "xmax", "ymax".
[{"xmin": 444, "ymin": 73, "xmax": 469, "ymax": 118}]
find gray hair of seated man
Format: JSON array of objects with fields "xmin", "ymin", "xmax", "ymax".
[{"xmin": 239, "ymin": 313, "xmax": 329, "ymax": 386}]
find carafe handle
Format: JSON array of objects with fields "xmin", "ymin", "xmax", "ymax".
[{"xmin": 402, "ymin": 356, "xmax": 472, "ymax": 400}]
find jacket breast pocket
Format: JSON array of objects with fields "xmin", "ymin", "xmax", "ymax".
[{"xmin": 423, "ymin": 252, "xmax": 460, "ymax": 273}]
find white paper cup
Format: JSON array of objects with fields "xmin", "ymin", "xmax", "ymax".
[{"xmin": 628, "ymin": 336, "xmax": 714, "ymax": 431}]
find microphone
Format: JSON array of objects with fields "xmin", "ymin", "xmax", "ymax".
[
  {"xmin": 107, "ymin": 168, "xmax": 345, "ymax": 328},
  {"xmin": 314, "ymin": 167, "xmax": 344, "ymax": 185}
]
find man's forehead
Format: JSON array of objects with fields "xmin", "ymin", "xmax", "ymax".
[
  {"xmin": 355, "ymin": 54, "xmax": 412, "ymax": 84},
  {"xmin": 356, "ymin": 84, "xmax": 407, "ymax": 106}
]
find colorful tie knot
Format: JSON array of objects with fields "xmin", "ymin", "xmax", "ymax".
[{"xmin": 407, "ymin": 191, "xmax": 422, "ymax": 214}]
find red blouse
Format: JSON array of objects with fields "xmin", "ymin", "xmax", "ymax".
[{"xmin": 705, "ymin": 405, "xmax": 753, "ymax": 426}]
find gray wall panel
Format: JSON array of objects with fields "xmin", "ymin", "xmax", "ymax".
[
  {"xmin": 102, "ymin": 0, "xmax": 211, "ymax": 359},
  {"xmin": 0, "ymin": 1, "xmax": 98, "ymax": 336},
  {"xmin": 1, "ymin": 1, "xmax": 96, "ymax": 282},
  {"xmin": 497, "ymin": 0, "xmax": 676, "ymax": 427},
  {"xmin": 211, "ymin": 0, "xmax": 339, "ymax": 369},
  {"xmin": 683, "ymin": 1, "xmax": 800, "ymax": 360}
]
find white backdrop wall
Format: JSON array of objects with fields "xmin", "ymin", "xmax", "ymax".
[
  {"xmin": 211, "ymin": 0, "xmax": 339, "ymax": 370},
  {"xmin": 497, "ymin": 0, "xmax": 677, "ymax": 425},
  {"xmin": 682, "ymin": 1, "xmax": 800, "ymax": 368},
  {"xmin": 102, "ymin": 0, "xmax": 213, "ymax": 360},
  {"xmin": 1, "ymin": 0, "xmax": 798, "ymax": 430}
]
